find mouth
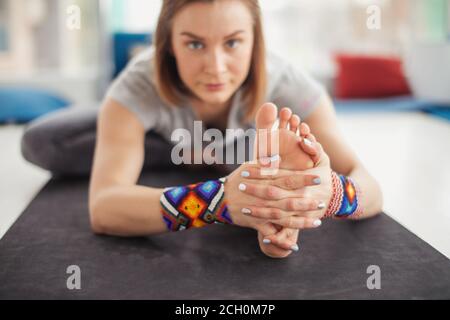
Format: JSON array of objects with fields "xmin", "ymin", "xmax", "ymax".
[{"xmin": 205, "ymin": 83, "xmax": 225, "ymax": 91}]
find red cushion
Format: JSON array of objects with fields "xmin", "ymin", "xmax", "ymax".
[{"xmin": 334, "ymin": 54, "xmax": 411, "ymax": 98}]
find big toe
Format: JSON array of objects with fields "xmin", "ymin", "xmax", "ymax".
[
  {"xmin": 253, "ymin": 102, "xmax": 278, "ymax": 167},
  {"xmin": 254, "ymin": 103, "xmax": 279, "ymax": 162},
  {"xmin": 255, "ymin": 102, "xmax": 278, "ymax": 130}
]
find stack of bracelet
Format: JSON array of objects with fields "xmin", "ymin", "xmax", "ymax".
[
  {"xmin": 324, "ymin": 171, "xmax": 363, "ymax": 219},
  {"xmin": 160, "ymin": 177, "xmax": 233, "ymax": 231}
]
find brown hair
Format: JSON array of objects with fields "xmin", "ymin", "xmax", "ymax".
[{"xmin": 153, "ymin": 0, "xmax": 266, "ymax": 123}]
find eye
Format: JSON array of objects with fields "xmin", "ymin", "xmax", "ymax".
[
  {"xmin": 226, "ymin": 39, "xmax": 241, "ymax": 49},
  {"xmin": 187, "ymin": 41, "xmax": 204, "ymax": 50}
]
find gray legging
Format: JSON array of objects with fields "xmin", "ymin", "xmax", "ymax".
[{"xmin": 20, "ymin": 105, "xmax": 175, "ymax": 178}]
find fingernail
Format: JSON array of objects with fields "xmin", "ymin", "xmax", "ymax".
[
  {"xmin": 270, "ymin": 154, "xmax": 280, "ymax": 163},
  {"xmin": 290, "ymin": 244, "xmax": 299, "ymax": 252},
  {"xmin": 304, "ymin": 138, "xmax": 312, "ymax": 147},
  {"xmin": 313, "ymin": 219, "xmax": 322, "ymax": 227},
  {"xmin": 259, "ymin": 157, "xmax": 271, "ymax": 165},
  {"xmin": 241, "ymin": 208, "xmax": 252, "ymax": 215},
  {"xmin": 313, "ymin": 177, "xmax": 321, "ymax": 185},
  {"xmin": 241, "ymin": 170, "xmax": 250, "ymax": 178},
  {"xmin": 263, "ymin": 239, "xmax": 271, "ymax": 244},
  {"xmin": 238, "ymin": 183, "xmax": 246, "ymax": 191},
  {"xmin": 318, "ymin": 201, "xmax": 325, "ymax": 209}
]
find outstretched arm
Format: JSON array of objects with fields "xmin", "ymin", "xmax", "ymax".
[
  {"xmin": 89, "ymin": 99, "xmax": 235, "ymax": 236},
  {"xmin": 88, "ymin": 98, "xmax": 167, "ymax": 236}
]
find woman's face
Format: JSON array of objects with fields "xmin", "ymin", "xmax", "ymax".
[{"xmin": 171, "ymin": 0, "xmax": 254, "ymax": 108}]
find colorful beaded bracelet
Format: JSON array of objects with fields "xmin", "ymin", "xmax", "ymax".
[
  {"xmin": 324, "ymin": 171, "xmax": 363, "ymax": 219},
  {"xmin": 160, "ymin": 177, "xmax": 233, "ymax": 231}
]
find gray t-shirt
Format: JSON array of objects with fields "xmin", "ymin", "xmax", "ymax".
[{"xmin": 105, "ymin": 47, "xmax": 324, "ymax": 167}]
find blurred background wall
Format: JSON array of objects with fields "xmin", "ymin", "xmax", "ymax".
[{"xmin": 0, "ymin": 0, "xmax": 449, "ymax": 104}]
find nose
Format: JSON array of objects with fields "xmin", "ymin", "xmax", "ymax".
[{"xmin": 204, "ymin": 48, "xmax": 227, "ymax": 77}]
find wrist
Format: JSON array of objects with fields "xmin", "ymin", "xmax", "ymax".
[
  {"xmin": 324, "ymin": 171, "xmax": 363, "ymax": 219},
  {"xmin": 223, "ymin": 174, "xmax": 247, "ymax": 227},
  {"xmin": 160, "ymin": 177, "xmax": 233, "ymax": 231}
]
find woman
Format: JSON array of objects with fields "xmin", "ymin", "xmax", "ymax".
[{"xmin": 21, "ymin": 0, "xmax": 383, "ymax": 258}]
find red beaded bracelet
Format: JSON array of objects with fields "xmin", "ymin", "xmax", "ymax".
[{"xmin": 324, "ymin": 171, "xmax": 363, "ymax": 219}]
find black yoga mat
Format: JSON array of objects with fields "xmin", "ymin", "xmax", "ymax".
[{"xmin": 1, "ymin": 168, "xmax": 450, "ymax": 299}]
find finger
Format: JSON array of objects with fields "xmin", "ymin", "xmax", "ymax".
[
  {"xmin": 272, "ymin": 228, "xmax": 297, "ymax": 251},
  {"xmin": 306, "ymin": 132, "xmax": 317, "ymax": 143},
  {"xmin": 257, "ymin": 223, "xmax": 291, "ymax": 250},
  {"xmin": 304, "ymin": 137, "xmax": 326, "ymax": 165},
  {"xmin": 238, "ymin": 181, "xmax": 293, "ymax": 200},
  {"xmin": 314, "ymin": 141, "xmax": 325, "ymax": 158},
  {"xmin": 258, "ymin": 229, "xmax": 293, "ymax": 257},
  {"xmin": 258, "ymin": 154, "xmax": 281, "ymax": 176},
  {"xmin": 242, "ymin": 206, "xmax": 291, "ymax": 220},
  {"xmin": 299, "ymin": 134, "xmax": 317, "ymax": 154},
  {"xmin": 279, "ymin": 107, "xmax": 292, "ymax": 129},
  {"xmin": 239, "ymin": 162, "xmax": 322, "ymax": 180},
  {"xmin": 264, "ymin": 228, "xmax": 300, "ymax": 251},
  {"xmin": 256, "ymin": 222, "xmax": 280, "ymax": 237},
  {"xmin": 271, "ymin": 173, "xmax": 321, "ymax": 190},
  {"xmin": 289, "ymin": 114, "xmax": 300, "ymax": 134},
  {"xmin": 240, "ymin": 165, "xmax": 295, "ymax": 180},
  {"xmin": 243, "ymin": 199, "xmax": 325, "ymax": 219},
  {"xmin": 300, "ymin": 122, "xmax": 310, "ymax": 136},
  {"xmin": 270, "ymin": 197, "xmax": 326, "ymax": 212},
  {"xmin": 270, "ymin": 216, "xmax": 322, "ymax": 229},
  {"xmin": 298, "ymin": 135, "xmax": 321, "ymax": 164},
  {"xmin": 309, "ymin": 140, "xmax": 322, "ymax": 164}
]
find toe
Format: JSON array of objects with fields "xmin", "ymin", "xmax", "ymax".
[
  {"xmin": 289, "ymin": 114, "xmax": 300, "ymax": 134},
  {"xmin": 255, "ymin": 102, "xmax": 278, "ymax": 131},
  {"xmin": 254, "ymin": 103, "xmax": 279, "ymax": 161},
  {"xmin": 279, "ymin": 107, "xmax": 292, "ymax": 129}
]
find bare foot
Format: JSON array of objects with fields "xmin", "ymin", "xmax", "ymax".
[
  {"xmin": 254, "ymin": 103, "xmax": 316, "ymax": 171},
  {"xmin": 254, "ymin": 103, "xmax": 321, "ymax": 257}
]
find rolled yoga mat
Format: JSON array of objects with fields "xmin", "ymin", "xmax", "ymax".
[{"xmin": 1, "ymin": 167, "xmax": 449, "ymax": 299}]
